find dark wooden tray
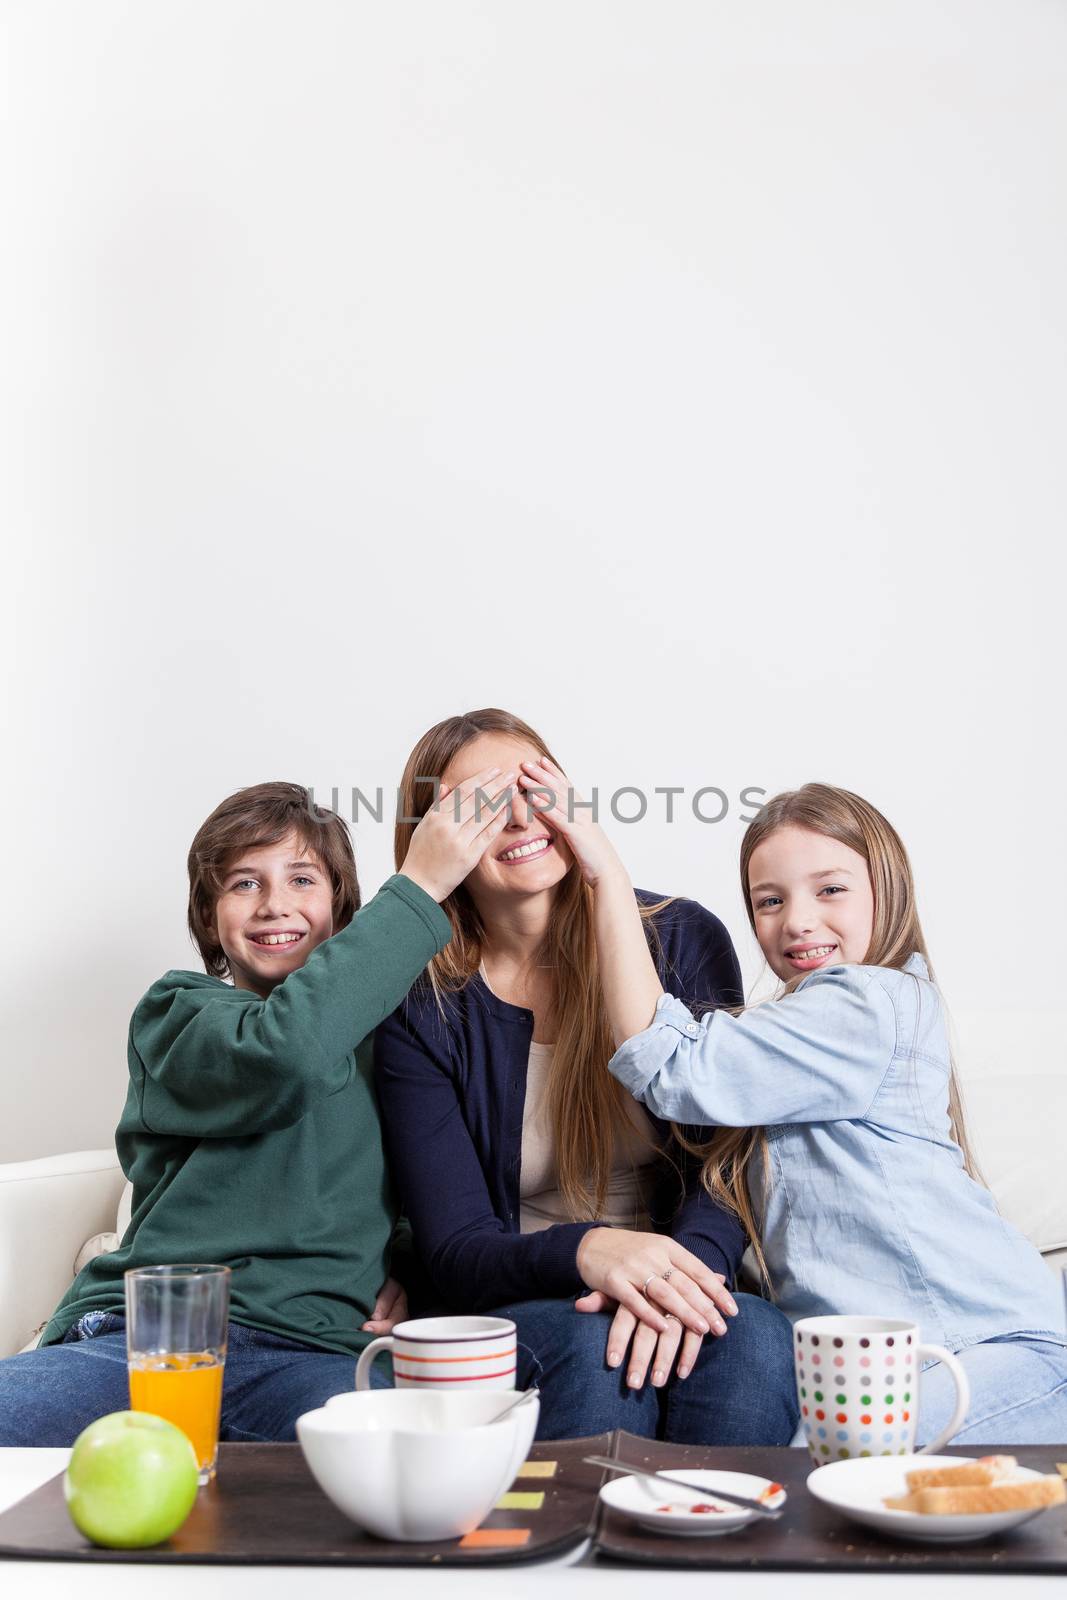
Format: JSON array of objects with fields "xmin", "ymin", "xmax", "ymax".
[
  {"xmin": 5, "ymin": 1432, "xmax": 1066, "ymax": 1572},
  {"xmin": 0, "ymin": 1435, "xmax": 611, "ymax": 1566},
  {"xmin": 593, "ymin": 1435, "xmax": 1067, "ymax": 1573}
]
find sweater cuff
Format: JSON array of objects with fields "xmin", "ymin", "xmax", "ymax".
[
  {"xmin": 671, "ymin": 1231, "xmax": 734, "ymax": 1288},
  {"xmin": 382, "ymin": 874, "xmax": 453, "ymax": 951},
  {"xmin": 535, "ymin": 1220, "xmax": 602, "ymax": 1295}
]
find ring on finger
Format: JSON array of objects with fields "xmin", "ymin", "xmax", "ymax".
[
  {"xmin": 662, "ymin": 1268, "xmax": 674, "ymax": 1282},
  {"xmin": 663, "ymin": 1313, "xmax": 679, "ymax": 1325},
  {"xmin": 641, "ymin": 1273, "xmax": 656, "ymax": 1295}
]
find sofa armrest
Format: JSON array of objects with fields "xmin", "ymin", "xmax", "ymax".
[
  {"xmin": 0, "ymin": 1151, "xmax": 124, "ymax": 1358},
  {"xmin": 1043, "ymin": 1245, "xmax": 1067, "ymax": 1278}
]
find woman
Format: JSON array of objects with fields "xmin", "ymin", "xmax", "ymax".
[{"xmin": 374, "ymin": 708, "xmax": 797, "ymax": 1443}]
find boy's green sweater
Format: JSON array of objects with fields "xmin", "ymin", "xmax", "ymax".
[{"xmin": 41, "ymin": 874, "xmax": 452, "ymax": 1356}]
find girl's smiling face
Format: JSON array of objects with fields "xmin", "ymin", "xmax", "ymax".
[{"xmin": 747, "ymin": 824, "xmax": 875, "ymax": 982}]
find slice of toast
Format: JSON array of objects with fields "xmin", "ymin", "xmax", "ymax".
[
  {"xmin": 887, "ymin": 1477, "xmax": 1066, "ymax": 1516},
  {"xmin": 905, "ymin": 1455, "xmax": 1017, "ymax": 1491},
  {"xmin": 884, "ymin": 1494, "xmax": 921, "ymax": 1512}
]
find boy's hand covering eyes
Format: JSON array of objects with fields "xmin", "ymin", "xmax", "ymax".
[
  {"xmin": 400, "ymin": 765, "xmax": 518, "ymax": 903},
  {"xmin": 361, "ymin": 1277, "xmax": 408, "ymax": 1335}
]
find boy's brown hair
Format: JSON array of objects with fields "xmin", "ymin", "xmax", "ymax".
[{"xmin": 187, "ymin": 782, "xmax": 361, "ymax": 979}]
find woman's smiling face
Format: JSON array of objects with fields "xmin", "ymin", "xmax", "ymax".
[
  {"xmin": 440, "ymin": 733, "xmax": 572, "ymax": 902},
  {"xmin": 747, "ymin": 824, "xmax": 874, "ymax": 982}
]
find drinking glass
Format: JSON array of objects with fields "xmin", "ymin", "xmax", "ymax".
[{"xmin": 125, "ymin": 1264, "xmax": 230, "ymax": 1484}]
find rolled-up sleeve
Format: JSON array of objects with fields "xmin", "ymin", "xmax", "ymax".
[{"xmin": 609, "ymin": 966, "xmax": 898, "ymax": 1128}]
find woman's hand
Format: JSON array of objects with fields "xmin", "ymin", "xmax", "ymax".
[
  {"xmin": 361, "ymin": 1277, "xmax": 408, "ymax": 1335},
  {"xmin": 575, "ymin": 1228, "xmax": 738, "ymax": 1347},
  {"xmin": 575, "ymin": 1288, "xmax": 714, "ymax": 1387},
  {"xmin": 515, "ymin": 756, "xmax": 622, "ymax": 888},
  {"xmin": 400, "ymin": 765, "xmax": 518, "ymax": 902}
]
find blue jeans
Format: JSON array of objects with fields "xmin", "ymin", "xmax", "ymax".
[
  {"xmin": 0, "ymin": 1315, "xmax": 386, "ymax": 1447},
  {"xmin": 917, "ymin": 1335, "xmax": 1067, "ymax": 1446},
  {"xmin": 0, "ymin": 1297, "xmax": 798, "ymax": 1448},
  {"xmin": 496, "ymin": 1291, "xmax": 798, "ymax": 1445}
]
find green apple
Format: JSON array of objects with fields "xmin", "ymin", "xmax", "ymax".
[{"xmin": 64, "ymin": 1410, "xmax": 199, "ymax": 1548}]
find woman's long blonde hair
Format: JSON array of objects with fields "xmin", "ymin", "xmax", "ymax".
[
  {"xmin": 394, "ymin": 708, "xmax": 672, "ymax": 1220},
  {"xmin": 688, "ymin": 782, "xmax": 982, "ymax": 1285}
]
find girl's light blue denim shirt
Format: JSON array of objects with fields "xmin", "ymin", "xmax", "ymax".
[{"xmin": 608, "ymin": 954, "xmax": 1065, "ymax": 1352}]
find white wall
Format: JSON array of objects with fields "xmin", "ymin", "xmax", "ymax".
[{"xmin": 3, "ymin": 1, "xmax": 1065, "ymax": 1163}]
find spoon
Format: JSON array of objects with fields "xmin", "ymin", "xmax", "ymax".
[{"xmin": 491, "ymin": 1388, "xmax": 540, "ymax": 1422}]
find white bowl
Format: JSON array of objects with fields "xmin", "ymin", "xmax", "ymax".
[{"xmin": 296, "ymin": 1388, "xmax": 539, "ymax": 1542}]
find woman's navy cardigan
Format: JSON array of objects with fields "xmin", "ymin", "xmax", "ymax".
[{"xmin": 373, "ymin": 891, "xmax": 747, "ymax": 1312}]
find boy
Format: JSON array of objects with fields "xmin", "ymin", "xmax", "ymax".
[{"xmin": 0, "ymin": 769, "xmax": 515, "ymax": 1444}]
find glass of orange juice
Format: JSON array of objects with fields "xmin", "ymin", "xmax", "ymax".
[{"xmin": 125, "ymin": 1264, "xmax": 230, "ymax": 1484}]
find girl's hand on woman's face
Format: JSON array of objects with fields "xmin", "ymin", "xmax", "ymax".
[{"xmin": 516, "ymin": 757, "xmax": 621, "ymax": 887}]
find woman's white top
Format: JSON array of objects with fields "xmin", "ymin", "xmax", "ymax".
[
  {"xmin": 477, "ymin": 964, "xmax": 663, "ymax": 1233},
  {"xmin": 517, "ymin": 1039, "xmax": 664, "ymax": 1232}
]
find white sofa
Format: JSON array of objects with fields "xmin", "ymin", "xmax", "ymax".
[
  {"xmin": 0, "ymin": 1150, "xmax": 129, "ymax": 1357},
  {"xmin": 1, "ymin": 1012, "xmax": 1064, "ymax": 1359}
]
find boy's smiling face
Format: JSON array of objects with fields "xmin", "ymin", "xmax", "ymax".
[{"xmin": 210, "ymin": 830, "xmax": 335, "ymax": 997}]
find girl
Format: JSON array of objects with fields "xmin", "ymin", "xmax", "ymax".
[
  {"xmin": 374, "ymin": 709, "xmax": 798, "ymax": 1445},
  {"xmin": 514, "ymin": 764, "xmax": 1067, "ymax": 1445}
]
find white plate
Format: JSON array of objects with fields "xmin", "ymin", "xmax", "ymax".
[
  {"xmin": 598, "ymin": 1469, "xmax": 787, "ymax": 1538},
  {"xmin": 807, "ymin": 1454, "xmax": 1054, "ymax": 1543}
]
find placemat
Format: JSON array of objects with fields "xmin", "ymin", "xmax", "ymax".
[
  {"xmin": 0, "ymin": 1434, "xmax": 610, "ymax": 1566},
  {"xmin": 593, "ymin": 1436, "xmax": 1067, "ymax": 1573}
]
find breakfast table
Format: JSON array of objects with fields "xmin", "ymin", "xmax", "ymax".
[{"xmin": 4, "ymin": 1443, "xmax": 1066, "ymax": 1600}]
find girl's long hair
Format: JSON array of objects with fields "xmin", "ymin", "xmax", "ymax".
[
  {"xmin": 394, "ymin": 708, "xmax": 672, "ymax": 1220},
  {"xmin": 686, "ymin": 782, "xmax": 982, "ymax": 1285}
]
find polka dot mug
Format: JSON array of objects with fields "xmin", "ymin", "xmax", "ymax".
[{"xmin": 793, "ymin": 1315, "xmax": 970, "ymax": 1466}]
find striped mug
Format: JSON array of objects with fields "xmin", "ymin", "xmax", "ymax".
[{"xmin": 355, "ymin": 1315, "xmax": 518, "ymax": 1392}]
